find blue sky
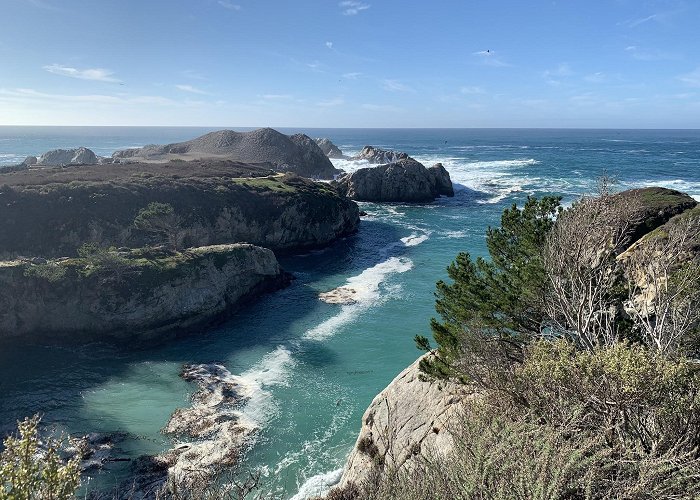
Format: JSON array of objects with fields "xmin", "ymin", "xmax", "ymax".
[{"xmin": 1, "ymin": 0, "xmax": 699, "ymax": 127}]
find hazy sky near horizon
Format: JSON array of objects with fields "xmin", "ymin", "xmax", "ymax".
[{"xmin": 1, "ymin": 0, "xmax": 699, "ymax": 128}]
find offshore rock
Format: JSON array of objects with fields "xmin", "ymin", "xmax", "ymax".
[
  {"xmin": 112, "ymin": 128, "xmax": 340, "ymax": 179},
  {"xmin": 0, "ymin": 244, "xmax": 288, "ymax": 342},
  {"xmin": 353, "ymin": 146, "xmax": 413, "ymax": 164},
  {"xmin": 337, "ymin": 159, "xmax": 454, "ymax": 202},
  {"xmin": 37, "ymin": 147, "xmax": 97, "ymax": 166},
  {"xmin": 314, "ymin": 138, "xmax": 345, "ymax": 159},
  {"xmin": 338, "ymin": 355, "xmax": 471, "ymax": 490}
]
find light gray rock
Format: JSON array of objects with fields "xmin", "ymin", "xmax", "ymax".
[
  {"xmin": 22, "ymin": 156, "xmax": 37, "ymax": 166},
  {"xmin": 315, "ymin": 138, "xmax": 344, "ymax": 159},
  {"xmin": 37, "ymin": 147, "xmax": 97, "ymax": 166},
  {"xmin": 337, "ymin": 159, "xmax": 454, "ymax": 203},
  {"xmin": 338, "ymin": 355, "xmax": 472, "ymax": 490},
  {"xmin": 353, "ymin": 146, "xmax": 413, "ymax": 164}
]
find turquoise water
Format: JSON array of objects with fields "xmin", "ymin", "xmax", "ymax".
[{"xmin": 1, "ymin": 128, "xmax": 700, "ymax": 498}]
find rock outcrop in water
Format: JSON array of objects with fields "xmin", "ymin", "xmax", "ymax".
[
  {"xmin": 0, "ymin": 160, "xmax": 359, "ymax": 258},
  {"xmin": 337, "ymin": 159, "xmax": 454, "ymax": 202},
  {"xmin": 37, "ymin": 147, "xmax": 97, "ymax": 166},
  {"xmin": 0, "ymin": 244, "xmax": 288, "ymax": 342},
  {"xmin": 314, "ymin": 138, "xmax": 345, "ymax": 159},
  {"xmin": 353, "ymin": 146, "xmax": 413, "ymax": 164},
  {"xmin": 112, "ymin": 128, "xmax": 340, "ymax": 179}
]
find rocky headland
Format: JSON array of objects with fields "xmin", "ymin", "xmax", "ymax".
[
  {"xmin": 0, "ymin": 244, "xmax": 288, "ymax": 342},
  {"xmin": 353, "ymin": 146, "xmax": 413, "ymax": 164},
  {"xmin": 112, "ymin": 128, "xmax": 340, "ymax": 179},
  {"xmin": 0, "ymin": 159, "xmax": 359, "ymax": 258},
  {"xmin": 337, "ymin": 159, "xmax": 454, "ymax": 202},
  {"xmin": 331, "ymin": 186, "xmax": 700, "ymax": 496}
]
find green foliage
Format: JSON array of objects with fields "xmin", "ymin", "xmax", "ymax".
[
  {"xmin": 0, "ymin": 415, "xmax": 80, "ymax": 500},
  {"xmin": 420, "ymin": 196, "xmax": 561, "ymax": 380},
  {"xmin": 23, "ymin": 262, "xmax": 67, "ymax": 283},
  {"xmin": 133, "ymin": 202, "xmax": 183, "ymax": 250},
  {"xmin": 516, "ymin": 339, "xmax": 700, "ymax": 455},
  {"xmin": 350, "ymin": 402, "xmax": 700, "ymax": 500},
  {"xmin": 77, "ymin": 243, "xmax": 138, "ymax": 284}
]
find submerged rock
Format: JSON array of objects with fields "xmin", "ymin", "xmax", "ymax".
[
  {"xmin": 319, "ymin": 286, "xmax": 358, "ymax": 305},
  {"xmin": 337, "ymin": 159, "xmax": 454, "ymax": 202},
  {"xmin": 314, "ymin": 138, "xmax": 345, "ymax": 159},
  {"xmin": 37, "ymin": 147, "xmax": 97, "ymax": 166},
  {"xmin": 158, "ymin": 363, "xmax": 256, "ymax": 491}
]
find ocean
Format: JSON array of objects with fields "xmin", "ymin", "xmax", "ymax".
[{"xmin": 0, "ymin": 127, "xmax": 699, "ymax": 498}]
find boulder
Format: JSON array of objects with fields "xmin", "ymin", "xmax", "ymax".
[
  {"xmin": 353, "ymin": 146, "xmax": 413, "ymax": 164},
  {"xmin": 37, "ymin": 147, "xmax": 97, "ymax": 166},
  {"xmin": 338, "ymin": 159, "xmax": 454, "ymax": 203},
  {"xmin": 314, "ymin": 138, "xmax": 344, "ymax": 159}
]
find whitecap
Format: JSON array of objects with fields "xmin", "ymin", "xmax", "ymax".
[
  {"xmin": 290, "ymin": 468, "xmax": 343, "ymax": 500},
  {"xmin": 307, "ymin": 257, "xmax": 413, "ymax": 341}
]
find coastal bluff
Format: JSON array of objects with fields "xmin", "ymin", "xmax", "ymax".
[
  {"xmin": 113, "ymin": 128, "xmax": 340, "ymax": 179},
  {"xmin": 0, "ymin": 159, "xmax": 359, "ymax": 258},
  {"xmin": 0, "ymin": 244, "xmax": 287, "ymax": 342}
]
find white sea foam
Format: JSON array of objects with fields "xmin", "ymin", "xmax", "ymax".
[
  {"xmin": 400, "ymin": 233, "xmax": 430, "ymax": 246},
  {"xmin": 306, "ymin": 257, "xmax": 413, "ymax": 341},
  {"xmin": 238, "ymin": 346, "xmax": 296, "ymax": 425},
  {"xmin": 290, "ymin": 468, "xmax": 343, "ymax": 500}
]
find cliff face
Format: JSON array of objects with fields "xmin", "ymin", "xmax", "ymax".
[
  {"xmin": 0, "ymin": 244, "xmax": 288, "ymax": 342},
  {"xmin": 339, "ymin": 355, "xmax": 471, "ymax": 490},
  {"xmin": 0, "ymin": 160, "xmax": 359, "ymax": 258}
]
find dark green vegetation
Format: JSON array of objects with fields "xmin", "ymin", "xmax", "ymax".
[
  {"xmin": 341, "ymin": 187, "xmax": 700, "ymax": 499},
  {"xmin": 0, "ymin": 159, "xmax": 359, "ymax": 257}
]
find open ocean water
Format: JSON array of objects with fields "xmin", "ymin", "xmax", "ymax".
[{"xmin": 0, "ymin": 127, "xmax": 699, "ymax": 498}]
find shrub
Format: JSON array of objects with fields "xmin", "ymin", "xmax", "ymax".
[
  {"xmin": 0, "ymin": 415, "xmax": 81, "ymax": 500},
  {"xmin": 134, "ymin": 202, "xmax": 183, "ymax": 250},
  {"xmin": 23, "ymin": 262, "xmax": 67, "ymax": 283}
]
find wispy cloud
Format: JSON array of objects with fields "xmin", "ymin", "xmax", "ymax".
[
  {"xmin": 472, "ymin": 50, "xmax": 510, "ymax": 67},
  {"xmin": 460, "ymin": 86, "xmax": 485, "ymax": 94},
  {"xmin": 175, "ymin": 84, "xmax": 209, "ymax": 95},
  {"xmin": 382, "ymin": 79, "xmax": 414, "ymax": 92},
  {"xmin": 339, "ymin": 1, "xmax": 370, "ymax": 16},
  {"xmin": 217, "ymin": 1, "xmax": 241, "ymax": 10},
  {"xmin": 43, "ymin": 64, "xmax": 120, "ymax": 83},
  {"xmin": 542, "ymin": 63, "xmax": 573, "ymax": 85},
  {"xmin": 624, "ymin": 45, "xmax": 680, "ymax": 61},
  {"xmin": 260, "ymin": 94, "xmax": 293, "ymax": 100},
  {"xmin": 317, "ymin": 97, "xmax": 345, "ymax": 107},
  {"xmin": 584, "ymin": 72, "xmax": 607, "ymax": 83},
  {"xmin": 182, "ymin": 70, "xmax": 207, "ymax": 81},
  {"xmin": 361, "ymin": 103, "xmax": 402, "ymax": 112},
  {"xmin": 0, "ymin": 88, "xmax": 176, "ymax": 106},
  {"xmin": 326, "ymin": 41, "xmax": 334, "ymax": 49},
  {"xmin": 622, "ymin": 14, "xmax": 658, "ymax": 28},
  {"xmin": 342, "ymin": 72, "xmax": 362, "ymax": 80},
  {"xmin": 678, "ymin": 68, "xmax": 700, "ymax": 87}
]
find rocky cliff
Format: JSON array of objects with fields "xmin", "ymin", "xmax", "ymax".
[
  {"xmin": 337, "ymin": 159, "xmax": 454, "ymax": 202},
  {"xmin": 337, "ymin": 355, "xmax": 471, "ymax": 491},
  {"xmin": 37, "ymin": 147, "xmax": 98, "ymax": 166},
  {"xmin": 314, "ymin": 138, "xmax": 345, "ymax": 159},
  {"xmin": 0, "ymin": 244, "xmax": 288, "ymax": 342},
  {"xmin": 0, "ymin": 160, "xmax": 359, "ymax": 258},
  {"xmin": 353, "ymin": 146, "xmax": 413, "ymax": 164},
  {"xmin": 112, "ymin": 128, "xmax": 340, "ymax": 179}
]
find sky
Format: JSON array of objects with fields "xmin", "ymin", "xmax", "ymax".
[{"xmin": 1, "ymin": 0, "xmax": 699, "ymax": 128}]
